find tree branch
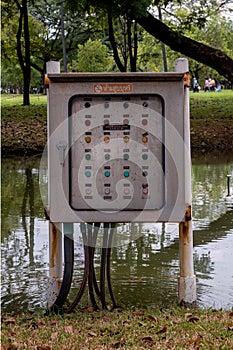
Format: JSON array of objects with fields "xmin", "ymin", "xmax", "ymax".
[{"xmin": 136, "ymin": 12, "xmax": 233, "ymax": 82}]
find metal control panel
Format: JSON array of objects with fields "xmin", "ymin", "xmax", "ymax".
[
  {"xmin": 69, "ymin": 94, "xmax": 164, "ymax": 212},
  {"xmin": 47, "ymin": 72, "xmax": 187, "ymax": 223}
]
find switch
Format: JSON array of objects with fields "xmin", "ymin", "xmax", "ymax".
[{"xmin": 124, "ymin": 188, "xmax": 130, "ymax": 194}]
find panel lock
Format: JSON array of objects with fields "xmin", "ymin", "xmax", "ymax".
[{"xmin": 56, "ymin": 140, "xmax": 67, "ymax": 166}]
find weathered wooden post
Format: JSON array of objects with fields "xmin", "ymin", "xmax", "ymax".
[{"xmin": 175, "ymin": 58, "xmax": 197, "ymax": 307}]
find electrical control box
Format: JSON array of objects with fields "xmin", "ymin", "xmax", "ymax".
[{"xmin": 47, "ymin": 72, "xmax": 187, "ymax": 223}]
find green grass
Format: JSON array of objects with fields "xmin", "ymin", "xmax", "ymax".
[
  {"xmin": 1, "ymin": 94, "xmax": 47, "ymax": 122},
  {"xmin": 2, "ymin": 307, "xmax": 233, "ymax": 349},
  {"xmin": 190, "ymin": 90, "xmax": 233, "ymax": 122},
  {"xmin": 1, "ymin": 94, "xmax": 47, "ymax": 106}
]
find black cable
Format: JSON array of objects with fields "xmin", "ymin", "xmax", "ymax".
[
  {"xmin": 87, "ymin": 223, "xmax": 98, "ymax": 309},
  {"xmin": 51, "ymin": 232, "xmax": 74, "ymax": 312},
  {"xmin": 107, "ymin": 223, "xmax": 118, "ymax": 309},
  {"xmin": 100, "ymin": 223, "xmax": 109, "ymax": 309},
  {"xmin": 92, "ymin": 223, "xmax": 101, "ymax": 297},
  {"xmin": 67, "ymin": 223, "xmax": 89, "ymax": 313}
]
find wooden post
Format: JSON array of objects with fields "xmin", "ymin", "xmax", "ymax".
[{"xmin": 175, "ymin": 58, "xmax": 197, "ymax": 307}]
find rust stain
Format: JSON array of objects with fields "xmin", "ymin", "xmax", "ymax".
[
  {"xmin": 44, "ymin": 74, "xmax": 50, "ymax": 87},
  {"xmin": 185, "ymin": 205, "xmax": 192, "ymax": 221},
  {"xmin": 184, "ymin": 72, "xmax": 191, "ymax": 87},
  {"xmin": 50, "ymin": 222, "xmax": 58, "ymax": 268}
]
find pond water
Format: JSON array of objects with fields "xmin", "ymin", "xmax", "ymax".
[{"xmin": 1, "ymin": 154, "xmax": 233, "ymax": 312}]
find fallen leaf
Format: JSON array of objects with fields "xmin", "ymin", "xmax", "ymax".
[
  {"xmin": 189, "ymin": 336, "xmax": 202, "ymax": 345},
  {"xmin": 156, "ymin": 326, "xmax": 167, "ymax": 334},
  {"xmin": 3, "ymin": 317, "xmax": 16, "ymax": 324},
  {"xmin": 51, "ymin": 332, "xmax": 58, "ymax": 340},
  {"xmin": 37, "ymin": 346, "xmax": 51, "ymax": 350},
  {"xmin": 88, "ymin": 331, "xmax": 97, "ymax": 337},
  {"xmin": 147, "ymin": 315, "xmax": 157, "ymax": 323},
  {"xmin": 134, "ymin": 278, "xmax": 142, "ymax": 283},
  {"xmin": 65, "ymin": 325, "xmax": 73, "ymax": 334},
  {"xmin": 228, "ymin": 326, "xmax": 233, "ymax": 331},
  {"xmin": 185, "ymin": 313, "xmax": 193, "ymax": 320},
  {"xmin": 229, "ymin": 311, "xmax": 233, "ymax": 317},
  {"xmin": 102, "ymin": 316, "xmax": 112, "ymax": 322},
  {"xmin": 188, "ymin": 317, "xmax": 200, "ymax": 323},
  {"xmin": 140, "ymin": 336, "xmax": 153, "ymax": 343}
]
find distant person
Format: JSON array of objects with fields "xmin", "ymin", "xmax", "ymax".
[
  {"xmin": 217, "ymin": 83, "xmax": 222, "ymax": 92},
  {"xmin": 209, "ymin": 78, "xmax": 216, "ymax": 91},
  {"xmin": 193, "ymin": 77, "xmax": 199, "ymax": 92},
  {"xmin": 204, "ymin": 78, "xmax": 210, "ymax": 92}
]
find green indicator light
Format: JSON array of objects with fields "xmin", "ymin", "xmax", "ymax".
[
  {"xmin": 142, "ymin": 154, "xmax": 148, "ymax": 160},
  {"xmin": 104, "ymin": 171, "xmax": 111, "ymax": 177},
  {"xmin": 105, "ymin": 154, "xmax": 110, "ymax": 160},
  {"xmin": 85, "ymin": 154, "xmax": 91, "ymax": 160},
  {"xmin": 123, "ymin": 154, "xmax": 129, "ymax": 160},
  {"xmin": 85, "ymin": 171, "xmax": 91, "ymax": 177},
  {"xmin": 124, "ymin": 171, "xmax": 130, "ymax": 177}
]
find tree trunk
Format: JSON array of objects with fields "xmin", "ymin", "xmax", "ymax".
[
  {"xmin": 22, "ymin": 0, "xmax": 31, "ymax": 105},
  {"xmin": 137, "ymin": 12, "xmax": 233, "ymax": 82},
  {"xmin": 14, "ymin": 0, "xmax": 31, "ymax": 105},
  {"xmin": 107, "ymin": 11, "xmax": 126, "ymax": 72}
]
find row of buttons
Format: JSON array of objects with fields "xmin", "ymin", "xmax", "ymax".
[
  {"xmin": 85, "ymin": 170, "xmax": 148, "ymax": 177},
  {"xmin": 84, "ymin": 118, "xmax": 148, "ymax": 127},
  {"xmin": 84, "ymin": 187, "xmax": 148, "ymax": 195},
  {"xmin": 84, "ymin": 153, "xmax": 148, "ymax": 161},
  {"xmin": 84, "ymin": 101, "xmax": 149, "ymax": 109},
  {"xmin": 85, "ymin": 135, "xmax": 148, "ymax": 143}
]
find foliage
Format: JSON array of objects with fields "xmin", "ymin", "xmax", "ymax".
[
  {"xmin": 2, "ymin": 307, "xmax": 233, "ymax": 349},
  {"xmin": 69, "ymin": 39, "xmax": 113, "ymax": 72}
]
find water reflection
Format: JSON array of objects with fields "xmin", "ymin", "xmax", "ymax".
[{"xmin": 1, "ymin": 155, "xmax": 233, "ymax": 312}]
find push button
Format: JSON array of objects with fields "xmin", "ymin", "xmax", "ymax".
[
  {"xmin": 124, "ymin": 171, "xmax": 129, "ymax": 177},
  {"xmin": 104, "ymin": 136, "xmax": 110, "ymax": 143},
  {"xmin": 105, "ymin": 153, "xmax": 110, "ymax": 160},
  {"xmin": 142, "ymin": 135, "xmax": 148, "ymax": 143},
  {"xmin": 85, "ymin": 136, "xmax": 91, "ymax": 143},
  {"xmin": 85, "ymin": 171, "xmax": 91, "ymax": 177},
  {"xmin": 104, "ymin": 171, "xmax": 111, "ymax": 177}
]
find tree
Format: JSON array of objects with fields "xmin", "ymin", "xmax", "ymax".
[
  {"xmin": 70, "ymin": 39, "xmax": 112, "ymax": 71},
  {"xmin": 13, "ymin": 0, "xmax": 31, "ymax": 105},
  {"xmin": 65, "ymin": 0, "xmax": 233, "ymax": 81}
]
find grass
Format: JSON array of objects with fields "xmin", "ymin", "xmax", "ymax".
[
  {"xmin": 2, "ymin": 307, "xmax": 233, "ymax": 349},
  {"xmin": 190, "ymin": 90, "xmax": 233, "ymax": 123}
]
